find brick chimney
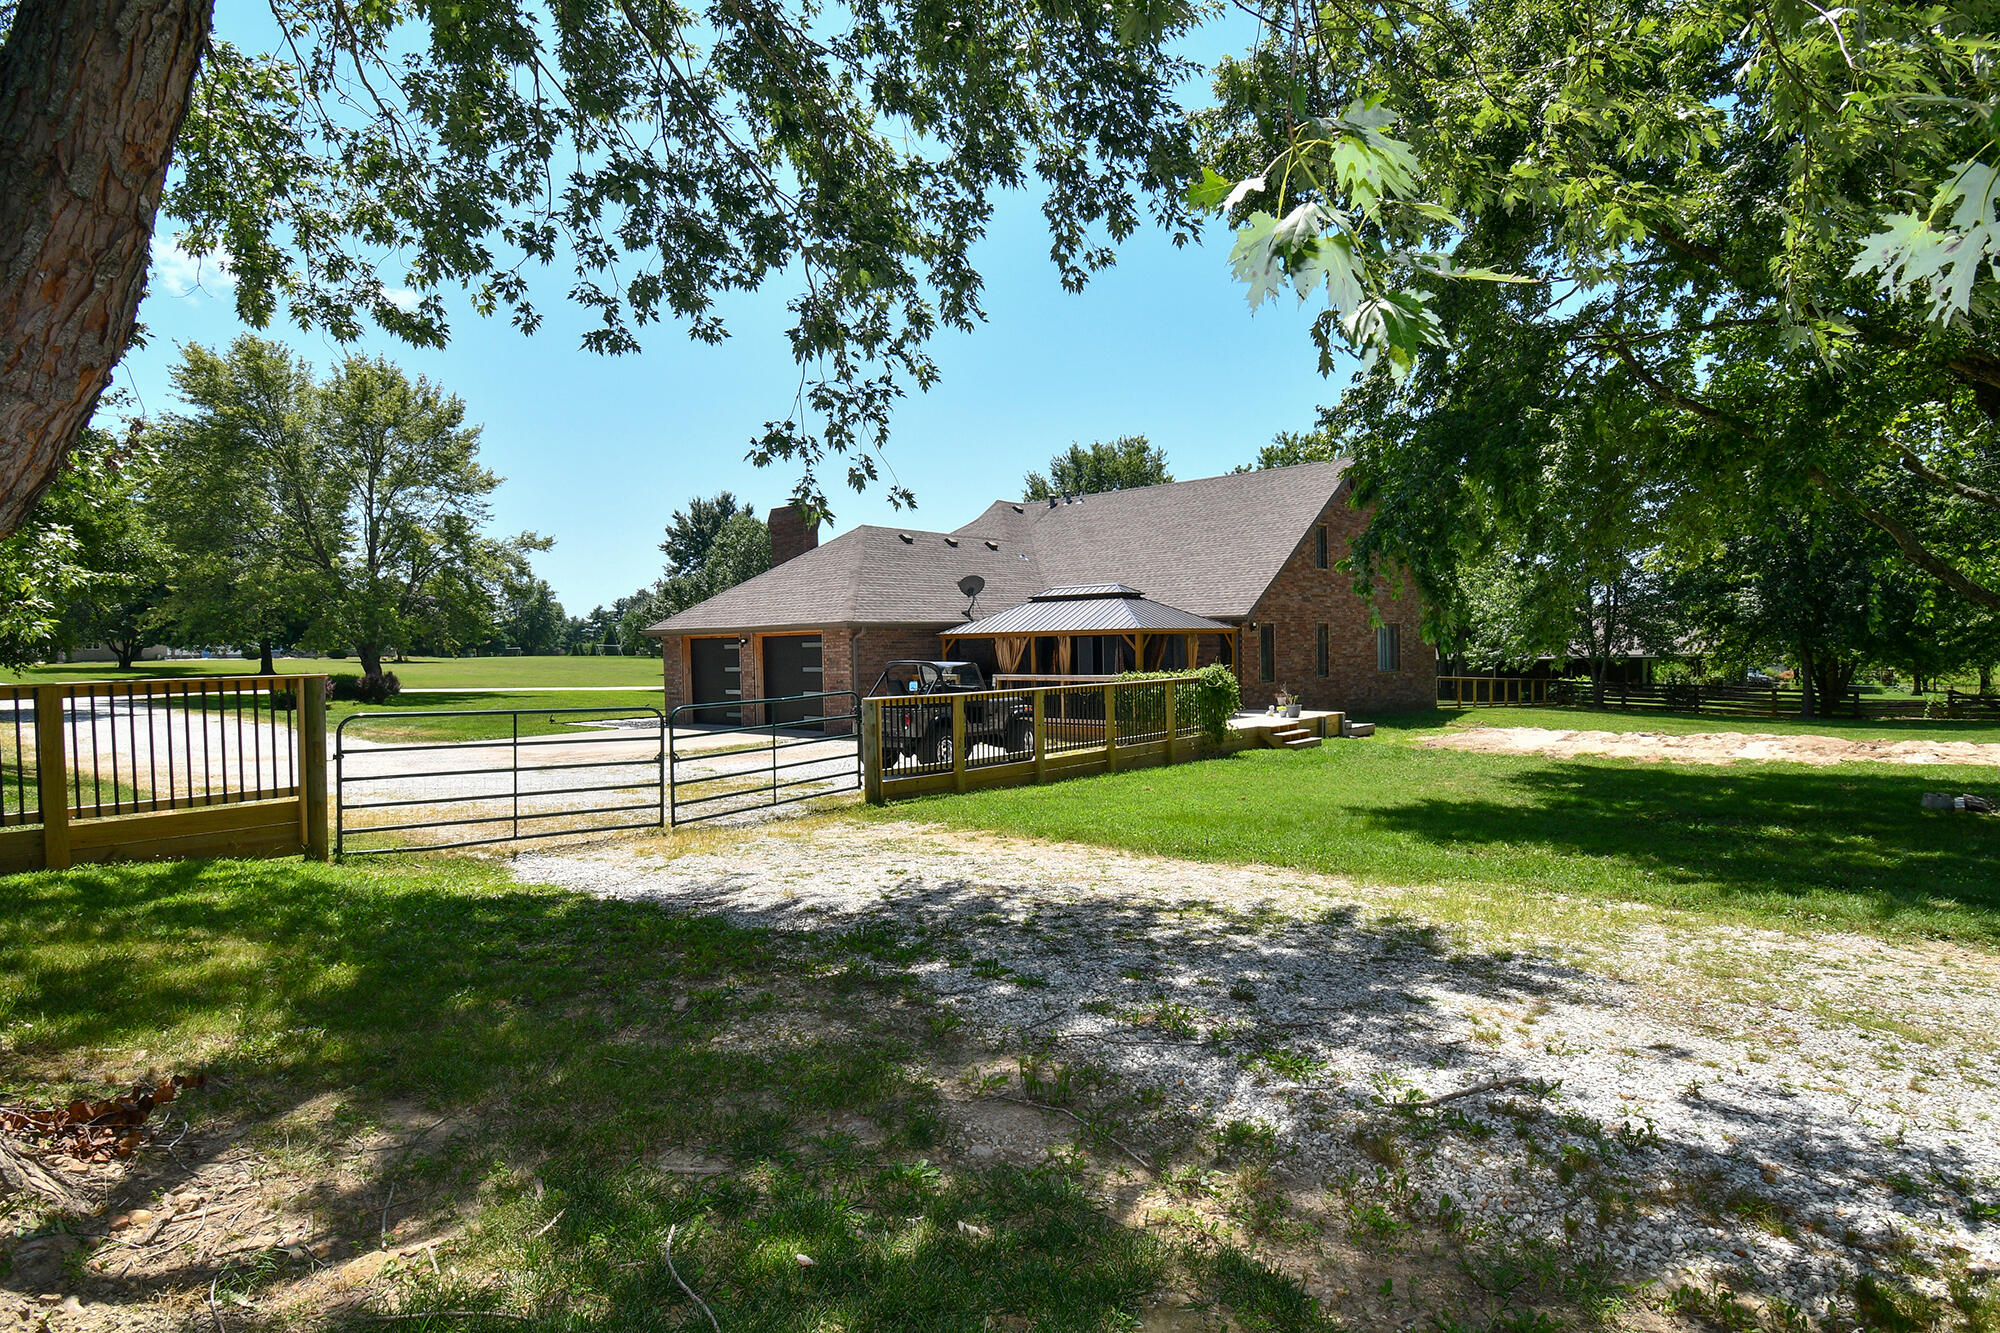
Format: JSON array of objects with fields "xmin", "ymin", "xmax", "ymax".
[{"xmin": 768, "ymin": 500, "xmax": 820, "ymax": 566}]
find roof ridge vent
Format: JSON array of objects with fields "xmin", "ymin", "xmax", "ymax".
[{"xmin": 898, "ymin": 532, "xmax": 913, "ymax": 543}]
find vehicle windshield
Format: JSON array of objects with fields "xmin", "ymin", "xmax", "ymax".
[{"xmin": 870, "ymin": 661, "xmax": 985, "ymax": 695}]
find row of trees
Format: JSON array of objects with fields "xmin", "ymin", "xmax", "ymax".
[
  {"xmin": 0, "ymin": 337, "xmax": 555, "ymax": 671},
  {"xmin": 1242, "ymin": 427, "xmax": 2000, "ymax": 709}
]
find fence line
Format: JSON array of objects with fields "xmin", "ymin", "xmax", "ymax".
[
  {"xmin": 865, "ymin": 675, "xmax": 1206, "ymax": 801},
  {"xmin": 1435, "ymin": 676, "xmax": 1967, "ymax": 720},
  {"xmin": 0, "ymin": 675, "xmax": 327, "ymax": 873}
]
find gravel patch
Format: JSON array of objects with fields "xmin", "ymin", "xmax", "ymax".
[
  {"xmin": 512, "ymin": 820, "xmax": 2000, "ymax": 1319},
  {"xmin": 1426, "ymin": 725, "xmax": 2000, "ymax": 767}
]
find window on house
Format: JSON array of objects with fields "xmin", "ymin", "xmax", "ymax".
[
  {"xmin": 1314, "ymin": 525, "xmax": 1329, "ymax": 569},
  {"xmin": 1316, "ymin": 624, "xmax": 1329, "ymax": 677},
  {"xmin": 1377, "ymin": 625, "xmax": 1401, "ymax": 673},
  {"xmin": 1258, "ymin": 624, "xmax": 1275, "ymax": 682}
]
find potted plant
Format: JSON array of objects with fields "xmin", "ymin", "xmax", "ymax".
[{"xmin": 1276, "ymin": 687, "xmax": 1301, "ymax": 719}]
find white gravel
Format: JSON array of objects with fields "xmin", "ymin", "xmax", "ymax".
[{"xmin": 510, "ymin": 819, "xmax": 2000, "ymax": 1317}]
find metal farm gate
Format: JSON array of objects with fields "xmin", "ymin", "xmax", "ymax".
[
  {"xmin": 335, "ymin": 705, "xmax": 665, "ymax": 856},
  {"xmin": 668, "ymin": 691, "xmax": 860, "ymax": 825},
  {"xmin": 333, "ymin": 693, "xmax": 862, "ymax": 852}
]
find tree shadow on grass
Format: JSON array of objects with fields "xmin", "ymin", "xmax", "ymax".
[
  {"xmin": 1351, "ymin": 758, "xmax": 2000, "ymax": 936},
  {"xmin": 2, "ymin": 846, "xmax": 1995, "ymax": 1330},
  {"xmin": 0, "ymin": 857, "xmax": 1297, "ymax": 1330}
]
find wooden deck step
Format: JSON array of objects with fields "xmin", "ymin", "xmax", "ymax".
[{"xmin": 1269, "ymin": 726, "xmax": 1323, "ymax": 751}]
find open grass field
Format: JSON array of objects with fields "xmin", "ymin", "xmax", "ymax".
[
  {"xmin": 0, "ymin": 655, "xmax": 663, "ymax": 689},
  {"xmin": 0, "ymin": 855, "xmax": 1321, "ymax": 1331},
  {"xmin": 875, "ymin": 716, "xmax": 2000, "ymax": 946},
  {"xmin": 328, "ymin": 688, "xmax": 665, "ymax": 743}
]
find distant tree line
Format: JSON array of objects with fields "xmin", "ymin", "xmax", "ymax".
[{"xmin": 0, "ymin": 337, "xmax": 561, "ymax": 670}]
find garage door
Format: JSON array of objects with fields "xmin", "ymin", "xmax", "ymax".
[
  {"xmin": 762, "ymin": 634, "xmax": 822, "ymax": 726},
  {"xmin": 688, "ymin": 638, "xmax": 741, "ymax": 724}
]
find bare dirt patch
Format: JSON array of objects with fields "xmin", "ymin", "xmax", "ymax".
[{"xmin": 1424, "ymin": 724, "xmax": 2000, "ymax": 766}]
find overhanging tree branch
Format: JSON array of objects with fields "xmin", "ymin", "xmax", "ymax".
[{"xmin": 1805, "ymin": 465, "xmax": 2000, "ymax": 613}]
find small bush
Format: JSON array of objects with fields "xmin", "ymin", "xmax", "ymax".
[
  {"xmin": 356, "ymin": 671, "xmax": 402, "ymax": 704},
  {"xmin": 328, "ymin": 671, "xmax": 402, "ymax": 704},
  {"xmin": 1116, "ymin": 663, "xmax": 1240, "ymax": 746}
]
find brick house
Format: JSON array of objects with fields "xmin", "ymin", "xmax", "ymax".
[{"xmin": 643, "ymin": 460, "xmax": 1435, "ymax": 722}]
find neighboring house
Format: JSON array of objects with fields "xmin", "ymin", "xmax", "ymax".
[{"xmin": 644, "ymin": 460, "xmax": 1435, "ymax": 723}]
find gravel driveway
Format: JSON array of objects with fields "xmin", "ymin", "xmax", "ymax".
[{"xmin": 514, "ymin": 818, "xmax": 2000, "ymax": 1325}]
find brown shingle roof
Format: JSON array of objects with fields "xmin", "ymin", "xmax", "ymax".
[{"xmin": 645, "ymin": 460, "xmax": 1351, "ymax": 635}]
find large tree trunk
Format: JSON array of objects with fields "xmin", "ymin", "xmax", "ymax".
[
  {"xmin": 0, "ymin": 0, "xmax": 212, "ymax": 535},
  {"xmin": 356, "ymin": 644, "xmax": 383, "ymax": 676},
  {"xmin": 1798, "ymin": 642, "xmax": 1817, "ymax": 719},
  {"xmin": 258, "ymin": 638, "xmax": 273, "ymax": 675}
]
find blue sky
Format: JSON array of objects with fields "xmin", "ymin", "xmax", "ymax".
[{"xmin": 117, "ymin": 22, "xmax": 1358, "ymax": 614}]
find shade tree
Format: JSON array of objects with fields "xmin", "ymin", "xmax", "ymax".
[{"xmin": 0, "ymin": 0, "xmax": 1206, "ymax": 534}]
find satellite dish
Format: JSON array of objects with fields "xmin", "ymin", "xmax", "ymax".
[{"xmin": 958, "ymin": 573, "xmax": 985, "ymax": 620}]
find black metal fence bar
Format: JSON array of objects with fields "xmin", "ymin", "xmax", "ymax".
[{"xmin": 1, "ymin": 688, "xmax": 34, "ymax": 827}]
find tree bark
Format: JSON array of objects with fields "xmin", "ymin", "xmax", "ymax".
[
  {"xmin": 1981, "ymin": 664, "xmax": 1992, "ymax": 696},
  {"xmin": 357, "ymin": 644, "xmax": 383, "ymax": 676},
  {"xmin": 0, "ymin": 0, "xmax": 213, "ymax": 535},
  {"xmin": 1798, "ymin": 641, "xmax": 1817, "ymax": 719},
  {"xmin": 0, "ymin": 1138, "xmax": 93, "ymax": 1214},
  {"xmin": 258, "ymin": 638, "xmax": 273, "ymax": 675}
]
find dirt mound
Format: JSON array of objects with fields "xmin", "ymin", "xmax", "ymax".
[{"xmin": 1423, "ymin": 725, "xmax": 2000, "ymax": 766}]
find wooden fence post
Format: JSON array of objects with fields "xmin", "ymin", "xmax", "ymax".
[
  {"xmin": 861, "ymin": 699, "xmax": 884, "ymax": 804},
  {"xmin": 1103, "ymin": 682, "xmax": 1118, "ymax": 772},
  {"xmin": 1032, "ymin": 690, "xmax": 1046, "ymax": 784},
  {"xmin": 33, "ymin": 685, "xmax": 69, "ymax": 871},
  {"xmin": 951, "ymin": 694, "xmax": 967, "ymax": 792},
  {"xmin": 1164, "ymin": 679, "xmax": 1178, "ymax": 764},
  {"xmin": 300, "ymin": 676, "xmax": 329, "ymax": 861}
]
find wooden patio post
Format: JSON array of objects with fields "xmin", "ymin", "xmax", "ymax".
[
  {"xmin": 861, "ymin": 699, "xmax": 884, "ymax": 804},
  {"xmin": 1032, "ymin": 689, "xmax": 1047, "ymax": 783},
  {"xmin": 1164, "ymin": 678, "xmax": 1178, "ymax": 765},
  {"xmin": 33, "ymin": 684, "xmax": 69, "ymax": 870},
  {"xmin": 300, "ymin": 676, "xmax": 329, "ymax": 861},
  {"xmin": 951, "ymin": 693, "xmax": 967, "ymax": 792},
  {"xmin": 1102, "ymin": 681, "xmax": 1118, "ymax": 772}
]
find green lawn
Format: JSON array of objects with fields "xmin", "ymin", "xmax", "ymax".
[
  {"xmin": 0, "ymin": 856, "xmax": 1325, "ymax": 1331},
  {"xmin": 329, "ymin": 687, "xmax": 665, "ymax": 743},
  {"xmin": 2, "ymin": 654, "xmax": 663, "ymax": 689},
  {"xmin": 878, "ymin": 733, "xmax": 2000, "ymax": 945},
  {"xmin": 1410, "ymin": 704, "xmax": 2000, "ymax": 744}
]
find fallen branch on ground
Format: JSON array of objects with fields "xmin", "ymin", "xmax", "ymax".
[
  {"xmin": 665, "ymin": 1222, "xmax": 722, "ymax": 1333},
  {"xmin": 1397, "ymin": 1077, "xmax": 1530, "ymax": 1110},
  {"xmin": 986, "ymin": 1095, "xmax": 1151, "ymax": 1171}
]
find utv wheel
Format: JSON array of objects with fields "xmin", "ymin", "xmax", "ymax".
[
  {"xmin": 923, "ymin": 727, "xmax": 953, "ymax": 766},
  {"xmin": 1004, "ymin": 717, "xmax": 1031, "ymax": 755}
]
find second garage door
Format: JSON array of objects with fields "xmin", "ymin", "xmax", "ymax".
[{"xmin": 762, "ymin": 634, "xmax": 823, "ymax": 726}]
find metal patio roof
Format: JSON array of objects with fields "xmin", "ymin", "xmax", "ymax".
[{"xmin": 944, "ymin": 589, "xmax": 1233, "ymax": 638}]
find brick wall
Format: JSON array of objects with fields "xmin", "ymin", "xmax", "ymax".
[
  {"xmin": 657, "ymin": 624, "xmax": 948, "ymax": 732},
  {"xmin": 1239, "ymin": 484, "xmax": 1436, "ymax": 715}
]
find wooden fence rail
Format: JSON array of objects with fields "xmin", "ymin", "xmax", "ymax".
[
  {"xmin": 1436, "ymin": 676, "xmax": 1950, "ymax": 720},
  {"xmin": 0, "ymin": 675, "xmax": 328, "ymax": 874},
  {"xmin": 865, "ymin": 676, "xmax": 1208, "ymax": 802}
]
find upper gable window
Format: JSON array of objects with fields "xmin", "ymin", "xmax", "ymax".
[{"xmin": 1314, "ymin": 525, "xmax": 1329, "ymax": 569}]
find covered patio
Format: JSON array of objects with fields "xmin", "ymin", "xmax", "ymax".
[{"xmin": 940, "ymin": 584, "xmax": 1239, "ymax": 681}]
